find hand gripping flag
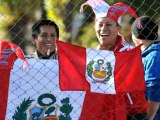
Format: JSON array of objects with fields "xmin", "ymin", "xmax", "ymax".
[
  {"xmin": 0, "ymin": 40, "xmax": 27, "ymax": 120},
  {"xmin": 57, "ymin": 41, "xmax": 146, "ymax": 94}
]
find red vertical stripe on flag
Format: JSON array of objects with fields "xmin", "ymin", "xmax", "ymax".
[
  {"xmin": 80, "ymin": 92, "xmax": 127, "ymax": 120},
  {"xmin": 0, "ymin": 70, "xmax": 10, "ymax": 120},
  {"xmin": 57, "ymin": 41, "xmax": 90, "ymax": 91},
  {"xmin": 114, "ymin": 45, "xmax": 146, "ymax": 93}
]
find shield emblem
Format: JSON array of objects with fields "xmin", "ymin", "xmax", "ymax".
[
  {"xmin": 87, "ymin": 59, "xmax": 113, "ymax": 83},
  {"xmin": 29, "ymin": 106, "xmax": 46, "ymax": 120}
]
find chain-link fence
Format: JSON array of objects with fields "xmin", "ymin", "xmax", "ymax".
[{"xmin": 0, "ymin": 0, "xmax": 160, "ymax": 120}]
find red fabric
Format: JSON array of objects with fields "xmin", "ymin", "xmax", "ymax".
[
  {"xmin": 57, "ymin": 40, "xmax": 149, "ymax": 119},
  {"xmin": 112, "ymin": 38, "xmax": 149, "ymax": 115},
  {"xmin": 80, "ymin": 93, "xmax": 127, "ymax": 120},
  {"xmin": 126, "ymin": 91, "xmax": 150, "ymax": 115},
  {"xmin": 57, "ymin": 41, "xmax": 90, "ymax": 91},
  {"xmin": 0, "ymin": 40, "xmax": 26, "ymax": 69},
  {"xmin": 57, "ymin": 40, "xmax": 145, "ymax": 93},
  {"xmin": 0, "ymin": 70, "xmax": 10, "ymax": 120},
  {"xmin": 110, "ymin": 35, "xmax": 125, "ymax": 51},
  {"xmin": 79, "ymin": 37, "xmax": 129, "ymax": 120},
  {"xmin": 114, "ymin": 46, "xmax": 146, "ymax": 93},
  {"xmin": 0, "ymin": 40, "xmax": 26, "ymax": 119},
  {"xmin": 107, "ymin": 2, "xmax": 139, "ymax": 22},
  {"xmin": 98, "ymin": 36, "xmax": 149, "ymax": 115}
]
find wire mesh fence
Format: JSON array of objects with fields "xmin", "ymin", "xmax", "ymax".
[{"xmin": 0, "ymin": 0, "xmax": 160, "ymax": 120}]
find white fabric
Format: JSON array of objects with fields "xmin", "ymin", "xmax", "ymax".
[
  {"xmin": 86, "ymin": 49, "xmax": 116, "ymax": 94},
  {"xmin": 80, "ymin": 0, "xmax": 110, "ymax": 19},
  {"xmin": 6, "ymin": 59, "xmax": 85, "ymax": 120}
]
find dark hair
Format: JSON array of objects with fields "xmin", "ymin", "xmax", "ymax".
[
  {"xmin": 131, "ymin": 16, "xmax": 158, "ymax": 40},
  {"xmin": 32, "ymin": 19, "xmax": 59, "ymax": 38}
]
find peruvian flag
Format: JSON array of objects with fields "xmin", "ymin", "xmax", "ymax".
[
  {"xmin": 0, "ymin": 41, "xmax": 86, "ymax": 120},
  {"xmin": 57, "ymin": 41, "xmax": 146, "ymax": 94},
  {"xmin": 0, "ymin": 40, "xmax": 147, "ymax": 120}
]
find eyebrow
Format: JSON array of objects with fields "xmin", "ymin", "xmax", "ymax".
[{"xmin": 96, "ymin": 21, "xmax": 113, "ymax": 24}]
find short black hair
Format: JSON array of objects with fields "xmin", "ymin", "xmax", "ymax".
[
  {"xmin": 32, "ymin": 19, "xmax": 59, "ymax": 38},
  {"xmin": 131, "ymin": 16, "xmax": 158, "ymax": 40}
]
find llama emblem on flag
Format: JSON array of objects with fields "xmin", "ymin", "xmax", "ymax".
[{"xmin": 87, "ymin": 59, "xmax": 112, "ymax": 83}]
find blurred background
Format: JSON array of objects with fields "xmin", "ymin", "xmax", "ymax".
[{"xmin": 0, "ymin": 0, "xmax": 159, "ymax": 54}]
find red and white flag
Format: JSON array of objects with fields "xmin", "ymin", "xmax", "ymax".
[
  {"xmin": 57, "ymin": 41, "xmax": 146, "ymax": 94},
  {"xmin": 0, "ymin": 41, "xmax": 147, "ymax": 120},
  {"xmin": 0, "ymin": 41, "xmax": 85, "ymax": 120},
  {"xmin": 5, "ymin": 59, "xmax": 86, "ymax": 120}
]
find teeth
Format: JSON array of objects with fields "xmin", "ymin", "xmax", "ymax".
[
  {"xmin": 46, "ymin": 44, "xmax": 52, "ymax": 46},
  {"xmin": 101, "ymin": 34, "xmax": 108, "ymax": 36}
]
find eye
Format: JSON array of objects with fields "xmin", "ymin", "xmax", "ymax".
[
  {"xmin": 106, "ymin": 23, "xmax": 112, "ymax": 26},
  {"xmin": 99, "ymin": 24, "xmax": 103, "ymax": 27},
  {"xmin": 40, "ymin": 34, "xmax": 47, "ymax": 37},
  {"xmin": 96, "ymin": 23, "xmax": 103, "ymax": 28},
  {"xmin": 50, "ymin": 34, "xmax": 55, "ymax": 37}
]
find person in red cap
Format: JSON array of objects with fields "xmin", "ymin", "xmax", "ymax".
[
  {"xmin": 131, "ymin": 16, "xmax": 160, "ymax": 120},
  {"xmin": 80, "ymin": 0, "xmax": 149, "ymax": 120}
]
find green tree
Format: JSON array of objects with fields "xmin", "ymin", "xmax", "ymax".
[{"xmin": 0, "ymin": 0, "xmax": 159, "ymax": 51}]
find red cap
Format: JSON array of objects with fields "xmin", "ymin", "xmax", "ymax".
[
  {"xmin": 107, "ymin": 2, "xmax": 139, "ymax": 22},
  {"xmin": 80, "ymin": 0, "xmax": 138, "ymax": 22}
]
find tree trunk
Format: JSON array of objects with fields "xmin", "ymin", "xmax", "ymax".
[{"xmin": 63, "ymin": 0, "xmax": 74, "ymax": 42}]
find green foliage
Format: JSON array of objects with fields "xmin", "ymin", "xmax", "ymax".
[
  {"xmin": 12, "ymin": 98, "xmax": 33, "ymax": 120},
  {"xmin": 38, "ymin": 93, "xmax": 56, "ymax": 106},
  {"xmin": 87, "ymin": 60, "xmax": 94, "ymax": 78},
  {"xmin": 60, "ymin": 97, "xmax": 73, "ymax": 119},
  {"xmin": 0, "ymin": 0, "xmax": 159, "ymax": 50},
  {"xmin": 45, "ymin": 0, "xmax": 70, "ymax": 41},
  {"xmin": 77, "ymin": 22, "xmax": 99, "ymax": 48},
  {"xmin": 0, "ymin": 0, "xmax": 41, "ymax": 43},
  {"xmin": 60, "ymin": 104, "xmax": 73, "ymax": 116},
  {"xmin": 61, "ymin": 97, "xmax": 69, "ymax": 104},
  {"xmin": 59, "ymin": 114, "xmax": 71, "ymax": 120},
  {"xmin": 104, "ymin": 62, "xmax": 113, "ymax": 81}
]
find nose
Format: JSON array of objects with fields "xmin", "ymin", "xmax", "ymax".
[
  {"xmin": 101, "ymin": 24, "xmax": 108, "ymax": 31},
  {"xmin": 47, "ymin": 36, "xmax": 55, "ymax": 42},
  {"xmin": 47, "ymin": 36, "xmax": 51, "ymax": 41}
]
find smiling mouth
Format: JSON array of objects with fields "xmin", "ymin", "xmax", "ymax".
[
  {"xmin": 100, "ymin": 34, "xmax": 109, "ymax": 38},
  {"xmin": 45, "ymin": 43, "xmax": 53, "ymax": 47}
]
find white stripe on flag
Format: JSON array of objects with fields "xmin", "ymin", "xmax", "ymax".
[
  {"xmin": 86, "ymin": 49, "xmax": 116, "ymax": 94},
  {"xmin": 6, "ymin": 59, "xmax": 85, "ymax": 120}
]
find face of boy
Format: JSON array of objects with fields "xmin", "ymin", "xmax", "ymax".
[
  {"xmin": 94, "ymin": 17, "xmax": 120, "ymax": 49},
  {"xmin": 32, "ymin": 25, "xmax": 58, "ymax": 55}
]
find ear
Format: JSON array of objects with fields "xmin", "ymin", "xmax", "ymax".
[
  {"xmin": 32, "ymin": 36, "xmax": 36, "ymax": 46},
  {"xmin": 117, "ymin": 25, "xmax": 122, "ymax": 34}
]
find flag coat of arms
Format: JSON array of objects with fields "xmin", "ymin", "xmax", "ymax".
[{"xmin": 57, "ymin": 41, "xmax": 146, "ymax": 94}]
